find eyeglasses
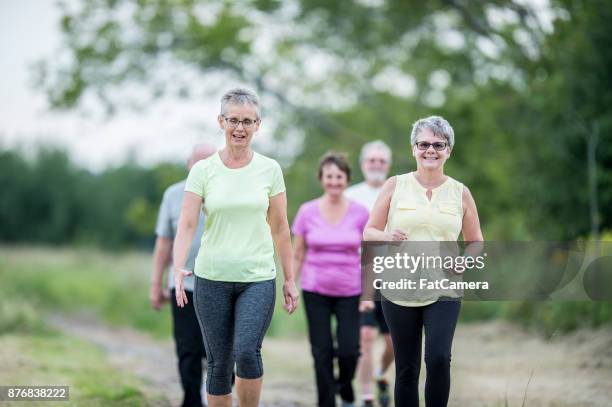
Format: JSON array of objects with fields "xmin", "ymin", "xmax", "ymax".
[
  {"xmin": 415, "ymin": 141, "xmax": 448, "ymax": 151},
  {"xmin": 222, "ymin": 116, "xmax": 258, "ymax": 129}
]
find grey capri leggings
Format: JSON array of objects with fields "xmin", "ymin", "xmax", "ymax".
[{"xmin": 193, "ymin": 275, "xmax": 276, "ymax": 396}]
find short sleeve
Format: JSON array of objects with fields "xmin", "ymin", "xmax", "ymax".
[
  {"xmin": 269, "ymin": 161, "xmax": 286, "ymax": 197},
  {"xmin": 291, "ymin": 204, "xmax": 307, "ymax": 237},
  {"xmin": 184, "ymin": 160, "xmax": 207, "ymax": 197},
  {"xmin": 155, "ymin": 191, "xmax": 173, "ymax": 238}
]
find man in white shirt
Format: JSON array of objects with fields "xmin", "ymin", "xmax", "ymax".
[{"xmin": 345, "ymin": 140, "xmax": 394, "ymax": 407}]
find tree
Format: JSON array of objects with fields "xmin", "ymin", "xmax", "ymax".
[
  {"xmin": 511, "ymin": 0, "xmax": 612, "ymax": 239},
  {"xmin": 35, "ymin": 0, "xmax": 611, "ymax": 239}
]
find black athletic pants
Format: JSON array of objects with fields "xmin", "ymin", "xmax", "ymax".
[
  {"xmin": 303, "ymin": 290, "xmax": 361, "ymax": 407},
  {"xmin": 381, "ymin": 299, "xmax": 461, "ymax": 407},
  {"xmin": 171, "ymin": 288, "xmax": 207, "ymax": 407}
]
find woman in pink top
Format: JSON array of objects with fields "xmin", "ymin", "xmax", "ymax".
[{"xmin": 292, "ymin": 152, "xmax": 370, "ymax": 407}]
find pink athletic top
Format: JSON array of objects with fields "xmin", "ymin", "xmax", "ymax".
[{"xmin": 292, "ymin": 199, "xmax": 369, "ymax": 297}]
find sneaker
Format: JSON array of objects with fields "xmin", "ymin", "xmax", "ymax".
[
  {"xmin": 362, "ymin": 399, "xmax": 375, "ymax": 407},
  {"xmin": 376, "ymin": 378, "xmax": 391, "ymax": 407}
]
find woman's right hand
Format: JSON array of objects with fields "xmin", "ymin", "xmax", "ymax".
[
  {"xmin": 359, "ymin": 300, "xmax": 375, "ymax": 312},
  {"xmin": 174, "ymin": 268, "xmax": 193, "ymax": 308},
  {"xmin": 387, "ymin": 229, "xmax": 408, "ymax": 241}
]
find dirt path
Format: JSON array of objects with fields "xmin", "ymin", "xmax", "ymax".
[
  {"xmin": 450, "ymin": 323, "xmax": 612, "ymax": 406},
  {"xmin": 49, "ymin": 315, "xmax": 612, "ymax": 407}
]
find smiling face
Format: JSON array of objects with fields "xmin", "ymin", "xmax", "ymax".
[
  {"xmin": 217, "ymin": 103, "xmax": 260, "ymax": 148},
  {"xmin": 320, "ymin": 163, "xmax": 349, "ymax": 197},
  {"xmin": 412, "ymin": 127, "xmax": 451, "ymax": 171}
]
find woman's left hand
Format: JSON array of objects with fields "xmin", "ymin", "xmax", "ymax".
[{"xmin": 282, "ymin": 280, "xmax": 299, "ymax": 314}]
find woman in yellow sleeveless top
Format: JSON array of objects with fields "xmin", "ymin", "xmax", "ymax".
[{"xmin": 364, "ymin": 116, "xmax": 483, "ymax": 407}]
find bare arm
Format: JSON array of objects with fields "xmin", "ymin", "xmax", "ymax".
[
  {"xmin": 461, "ymin": 186, "xmax": 484, "ymax": 263},
  {"xmin": 292, "ymin": 235, "xmax": 306, "ymax": 284},
  {"xmin": 268, "ymin": 192, "xmax": 299, "ymax": 314},
  {"xmin": 462, "ymin": 186, "xmax": 484, "ymax": 242},
  {"xmin": 150, "ymin": 236, "xmax": 171, "ymax": 310},
  {"xmin": 363, "ymin": 176, "xmax": 407, "ymax": 241},
  {"xmin": 173, "ymin": 191, "xmax": 202, "ymax": 307}
]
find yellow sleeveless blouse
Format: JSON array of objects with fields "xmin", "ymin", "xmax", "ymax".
[{"xmin": 386, "ymin": 172, "xmax": 464, "ymax": 306}]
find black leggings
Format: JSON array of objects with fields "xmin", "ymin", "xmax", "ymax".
[
  {"xmin": 303, "ymin": 290, "xmax": 360, "ymax": 407},
  {"xmin": 381, "ymin": 299, "xmax": 461, "ymax": 407}
]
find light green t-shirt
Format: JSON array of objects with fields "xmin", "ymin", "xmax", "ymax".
[{"xmin": 184, "ymin": 151, "xmax": 286, "ymax": 282}]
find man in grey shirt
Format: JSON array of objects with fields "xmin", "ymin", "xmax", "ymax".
[{"xmin": 150, "ymin": 143, "xmax": 215, "ymax": 407}]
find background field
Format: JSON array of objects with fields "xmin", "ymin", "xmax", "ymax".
[{"xmin": 1, "ymin": 246, "xmax": 611, "ymax": 406}]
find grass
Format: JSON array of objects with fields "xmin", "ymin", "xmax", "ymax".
[
  {"xmin": 0, "ymin": 246, "xmax": 173, "ymax": 338},
  {"xmin": 1, "ymin": 245, "xmax": 610, "ymax": 341},
  {"xmin": 0, "ymin": 245, "xmax": 307, "ymax": 339},
  {"xmin": 2, "ymin": 245, "xmax": 609, "ymax": 406},
  {"xmin": 0, "ymin": 329, "xmax": 166, "ymax": 406},
  {"xmin": 0, "ymin": 247, "xmax": 170, "ymax": 405}
]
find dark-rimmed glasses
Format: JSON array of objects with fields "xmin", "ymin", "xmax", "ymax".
[
  {"xmin": 222, "ymin": 116, "xmax": 258, "ymax": 129},
  {"xmin": 415, "ymin": 141, "xmax": 448, "ymax": 151}
]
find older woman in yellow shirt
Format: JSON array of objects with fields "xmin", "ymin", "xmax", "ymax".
[{"xmin": 364, "ymin": 116, "xmax": 483, "ymax": 407}]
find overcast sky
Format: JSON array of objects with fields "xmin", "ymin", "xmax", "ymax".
[{"xmin": 0, "ymin": 0, "xmax": 242, "ymax": 171}]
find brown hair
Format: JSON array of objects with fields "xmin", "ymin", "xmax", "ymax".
[{"xmin": 318, "ymin": 151, "xmax": 351, "ymax": 182}]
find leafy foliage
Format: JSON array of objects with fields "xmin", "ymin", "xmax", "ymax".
[
  {"xmin": 0, "ymin": 148, "xmax": 184, "ymax": 247},
  {"xmin": 24, "ymin": 0, "xmax": 612, "ymax": 241}
]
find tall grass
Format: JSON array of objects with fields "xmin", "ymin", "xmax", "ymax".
[
  {"xmin": 0, "ymin": 332, "xmax": 164, "ymax": 406},
  {"xmin": 0, "ymin": 245, "xmax": 307, "ymax": 339},
  {"xmin": 1, "ymin": 245, "xmax": 609, "ymax": 339}
]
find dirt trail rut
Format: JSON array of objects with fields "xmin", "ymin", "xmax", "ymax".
[{"xmin": 49, "ymin": 315, "xmax": 612, "ymax": 406}]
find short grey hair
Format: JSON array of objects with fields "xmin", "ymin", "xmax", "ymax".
[
  {"xmin": 410, "ymin": 116, "xmax": 455, "ymax": 148},
  {"xmin": 359, "ymin": 140, "xmax": 392, "ymax": 163},
  {"xmin": 220, "ymin": 88, "xmax": 261, "ymax": 118}
]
